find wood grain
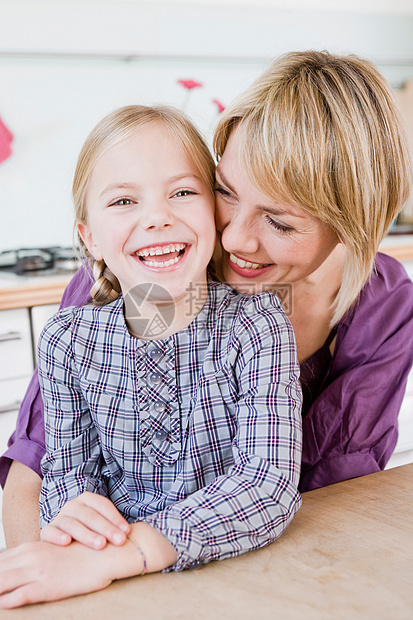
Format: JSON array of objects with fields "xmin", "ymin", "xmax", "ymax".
[{"xmin": 2, "ymin": 464, "xmax": 412, "ymax": 620}]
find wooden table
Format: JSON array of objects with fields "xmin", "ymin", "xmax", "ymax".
[{"xmin": 2, "ymin": 464, "xmax": 412, "ymax": 620}]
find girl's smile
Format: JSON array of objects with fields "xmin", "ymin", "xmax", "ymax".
[
  {"xmin": 133, "ymin": 242, "xmax": 189, "ymax": 270},
  {"xmin": 78, "ymin": 123, "xmax": 216, "ymax": 308}
]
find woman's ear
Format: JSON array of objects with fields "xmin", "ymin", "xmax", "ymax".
[{"xmin": 77, "ymin": 222, "xmax": 103, "ymax": 261}]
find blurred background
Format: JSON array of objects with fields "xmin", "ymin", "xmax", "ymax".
[{"xmin": 0, "ymin": 0, "xmax": 413, "ymax": 252}]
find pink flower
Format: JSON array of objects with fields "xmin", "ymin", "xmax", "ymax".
[
  {"xmin": 0, "ymin": 116, "xmax": 13, "ymax": 164},
  {"xmin": 212, "ymin": 99, "xmax": 225, "ymax": 114},
  {"xmin": 177, "ymin": 79, "xmax": 203, "ymax": 91}
]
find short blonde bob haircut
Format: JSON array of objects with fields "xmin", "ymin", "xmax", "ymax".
[
  {"xmin": 214, "ymin": 50, "xmax": 412, "ymax": 325},
  {"xmin": 73, "ymin": 104, "xmax": 216, "ymax": 305}
]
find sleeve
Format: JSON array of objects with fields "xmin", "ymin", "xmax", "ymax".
[
  {"xmin": 142, "ymin": 293, "xmax": 303, "ymax": 571},
  {"xmin": 0, "ymin": 265, "xmax": 92, "ymax": 488},
  {"xmin": 38, "ymin": 307, "xmax": 106, "ymax": 527},
  {"xmin": 300, "ymin": 254, "xmax": 413, "ymax": 492}
]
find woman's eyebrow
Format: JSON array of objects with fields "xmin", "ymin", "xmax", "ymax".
[
  {"xmin": 216, "ymin": 167, "xmax": 306, "ymax": 219},
  {"xmin": 258, "ymin": 205, "xmax": 307, "ymax": 219},
  {"xmin": 215, "ymin": 168, "xmax": 237, "ymax": 194}
]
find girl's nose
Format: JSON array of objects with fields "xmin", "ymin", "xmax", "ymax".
[
  {"xmin": 140, "ymin": 200, "xmax": 175, "ymax": 231},
  {"xmin": 220, "ymin": 209, "xmax": 260, "ymax": 256}
]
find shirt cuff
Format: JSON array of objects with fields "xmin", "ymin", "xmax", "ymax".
[{"xmin": 142, "ymin": 511, "xmax": 206, "ymax": 572}]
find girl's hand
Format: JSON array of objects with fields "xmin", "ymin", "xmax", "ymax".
[
  {"xmin": 40, "ymin": 492, "xmax": 130, "ymax": 550},
  {"xmin": 0, "ymin": 538, "xmax": 142, "ymax": 609}
]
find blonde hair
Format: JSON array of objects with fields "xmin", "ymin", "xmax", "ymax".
[
  {"xmin": 73, "ymin": 105, "xmax": 216, "ymax": 305},
  {"xmin": 214, "ymin": 50, "xmax": 412, "ymax": 324}
]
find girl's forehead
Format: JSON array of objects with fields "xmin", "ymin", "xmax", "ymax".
[{"xmin": 94, "ymin": 125, "xmax": 190, "ymax": 170}]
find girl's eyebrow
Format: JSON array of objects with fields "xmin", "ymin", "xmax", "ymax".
[
  {"xmin": 100, "ymin": 182, "xmax": 139, "ymax": 198},
  {"xmin": 100, "ymin": 174, "xmax": 203, "ymax": 198},
  {"xmin": 168, "ymin": 173, "xmax": 203, "ymax": 184}
]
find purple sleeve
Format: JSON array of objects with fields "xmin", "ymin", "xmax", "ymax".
[
  {"xmin": 0, "ymin": 265, "xmax": 92, "ymax": 487},
  {"xmin": 300, "ymin": 254, "xmax": 413, "ymax": 492}
]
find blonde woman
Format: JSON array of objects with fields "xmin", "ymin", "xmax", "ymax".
[{"xmin": 2, "ymin": 51, "xmax": 413, "ymax": 551}]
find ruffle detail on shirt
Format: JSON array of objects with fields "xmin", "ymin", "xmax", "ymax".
[{"xmin": 136, "ymin": 339, "xmax": 181, "ymax": 467}]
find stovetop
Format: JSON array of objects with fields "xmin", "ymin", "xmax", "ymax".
[{"xmin": 0, "ymin": 247, "xmax": 81, "ymax": 277}]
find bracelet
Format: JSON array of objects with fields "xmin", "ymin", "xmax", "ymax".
[{"xmin": 127, "ymin": 536, "xmax": 147, "ymax": 576}]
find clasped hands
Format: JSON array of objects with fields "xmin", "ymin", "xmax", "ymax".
[{"xmin": 0, "ymin": 493, "xmax": 141, "ymax": 609}]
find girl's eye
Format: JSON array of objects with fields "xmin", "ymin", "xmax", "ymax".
[
  {"xmin": 174, "ymin": 190, "xmax": 195, "ymax": 198},
  {"xmin": 110, "ymin": 198, "xmax": 134, "ymax": 207},
  {"xmin": 266, "ymin": 216, "xmax": 294, "ymax": 234}
]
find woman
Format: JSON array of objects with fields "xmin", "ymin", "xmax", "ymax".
[{"xmin": 1, "ymin": 50, "xmax": 413, "ymax": 549}]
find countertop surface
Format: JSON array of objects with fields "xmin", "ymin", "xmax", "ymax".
[{"xmin": 2, "ymin": 463, "xmax": 412, "ymax": 620}]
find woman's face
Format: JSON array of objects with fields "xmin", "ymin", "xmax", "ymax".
[{"xmin": 215, "ymin": 127, "xmax": 340, "ymax": 293}]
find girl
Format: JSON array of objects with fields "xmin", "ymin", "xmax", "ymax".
[{"xmin": 0, "ymin": 105, "xmax": 302, "ymax": 608}]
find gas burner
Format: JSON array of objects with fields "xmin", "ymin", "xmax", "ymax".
[{"xmin": 0, "ymin": 247, "xmax": 81, "ymax": 276}]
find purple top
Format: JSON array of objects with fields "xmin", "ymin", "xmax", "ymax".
[{"xmin": 1, "ymin": 253, "xmax": 412, "ymax": 492}]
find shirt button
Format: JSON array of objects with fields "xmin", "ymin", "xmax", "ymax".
[
  {"xmin": 148, "ymin": 347, "xmax": 163, "ymax": 362},
  {"xmin": 154, "ymin": 429, "xmax": 168, "ymax": 441},
  {"xmin": 149, "ymin": 372, "xmax": 162, "ymax": 385},
  {"xmin": 188, "ymin": 560, "xmax": 203, "ymax": 570},
  {"xmin": 153, "ymin": 400, "xmax": 166, "ymax": 413}
]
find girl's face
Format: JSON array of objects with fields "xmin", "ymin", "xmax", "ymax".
[
  {"xmin": 215, "ymin": 126, "xmax": 339, "ymax": 292},
  {"xmin": 78, "ymin": 123, "xmax": 216, "ymax": 302}
]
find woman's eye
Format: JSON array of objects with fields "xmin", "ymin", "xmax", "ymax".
[
  {"xmin": 214, "ymin": 185, "xmax": 234, "ymax": 200},
  {"xmin": 266, "ymin": 216, "xmax": 294, "ymax": 234}
]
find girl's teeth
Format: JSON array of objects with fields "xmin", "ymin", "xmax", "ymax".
[
  {"xmin": 144, "ymin": 255, "xmax": 181, "ymax": 268},
  {"xmin": 137, "ymin": 243, "xmax": 186, "ymax": 258}
]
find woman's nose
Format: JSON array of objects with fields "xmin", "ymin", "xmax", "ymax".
[
  {"xmin": 220, "ymin": 209, "xmax": 260, "ymax": 255},
  {"xmin": 140, "ymin": 200, "xmax": 175, "ymax": 231}
]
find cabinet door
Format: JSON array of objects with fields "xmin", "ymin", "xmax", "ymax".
[
  {"xmin": 0, "ymin": 308, "xmax": 33, "ymax": 381},
  {"xmin": 386, "ymin": 259, "xmax": 413, "ymax": 469},
  {"xmin": 31, "ymin": 303, "xmax": 60, "ymax": 364}
]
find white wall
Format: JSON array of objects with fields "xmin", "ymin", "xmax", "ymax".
[{"xmin": 0, "ymin": 0, "xmax": 412, "ymax": 251}]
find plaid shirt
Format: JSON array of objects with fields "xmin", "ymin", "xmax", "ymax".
[{"xmin": 39, "ymin": 282, "xmax": 302, "ymax": 571}]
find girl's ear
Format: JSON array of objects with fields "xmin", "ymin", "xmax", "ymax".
[{"xmin": 77, "ymin": 222, "xmax": 103, "ymax": 261}]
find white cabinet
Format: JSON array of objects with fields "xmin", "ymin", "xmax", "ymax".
[
  {"xmin": 0, "ymin": 308, "xmax": 34, "ymax": 413},
  {"xmin": 0, "ymin": 307, "xmax": 35, "ymax": 550},
  {"xmin": 31, "ymin": 303, "xmax": 60, "ymax": 364},
  {"xmin": 386, "ymin": 259, "xmax": 413, "ymax": 469}
]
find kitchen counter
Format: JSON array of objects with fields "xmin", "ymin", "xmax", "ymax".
[
  {"xmin": 2, "ymin": 463, "xmax": 412, "ymax": 620},
  {"xmin": 0, "ymin": 273, "xmax": 73, "ymax": 311},
  {"xmin": 380, "ymin": 233, "xmax": 413, "ymax": 261},
  {"xmin": 0, "ymin": 236, "xmax": 412, "ymax": 312}
]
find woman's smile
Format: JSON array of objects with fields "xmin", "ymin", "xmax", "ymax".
[
  {"xmin": 227, "ymin": 252, "xmax": 274, "ymax": 278},
  {"xmin": 215, "ymin": 126, "xmax": 339, "ymax": 291}
]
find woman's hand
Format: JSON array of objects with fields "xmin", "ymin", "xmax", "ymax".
[{"xmin": 40, "ymin": 492, "xmax": 130, "ymax": 550}]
